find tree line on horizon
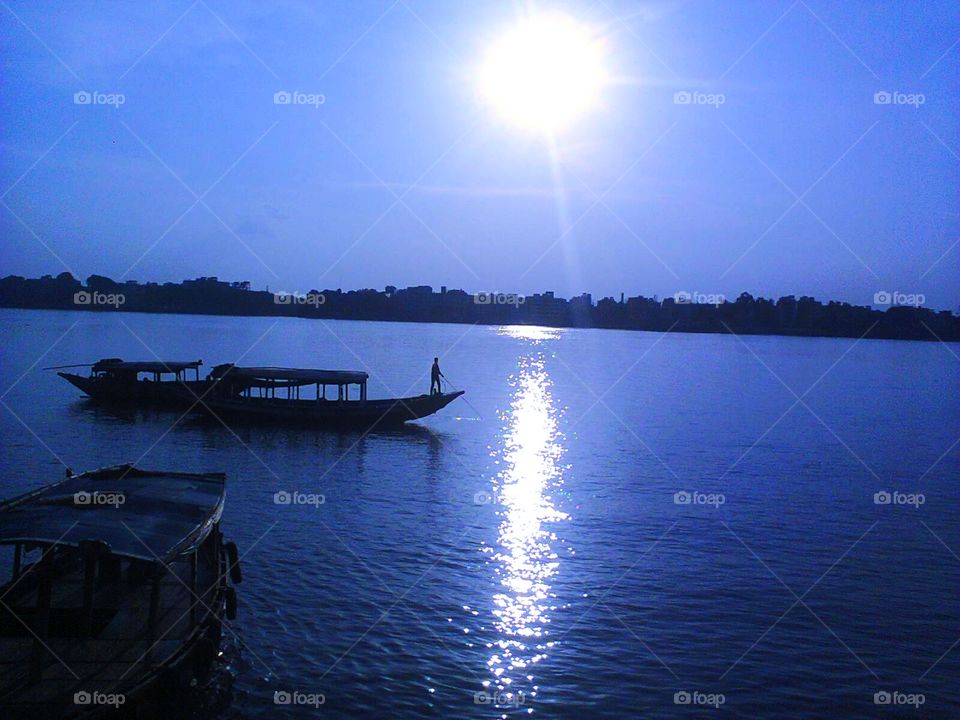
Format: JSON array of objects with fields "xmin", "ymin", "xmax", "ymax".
[{"xmin": 1, "ymin": 272, "xmax": 957, "ymax": 342}]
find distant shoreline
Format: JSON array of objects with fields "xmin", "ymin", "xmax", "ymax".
[
  {"xmin": 2, "ymin": 273, "xmax": 957, "ymax": 343},
  {"xmin": 7, "ymin": 305, "xmax": 960, "ymax": 347}
]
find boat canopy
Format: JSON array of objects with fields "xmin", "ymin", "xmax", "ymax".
[
  {"xmin": 92, "ymin": 359, "xmax": 203, "ymax": 374},
  {"xmin": 0, "ymin": 465, "xmax": 225, "ymax": 563},
  {"xmin": 217, "ymin": 366, "xmax": 369, "ymax": 386}
]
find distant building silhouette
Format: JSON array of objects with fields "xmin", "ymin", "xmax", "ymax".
[{"xmin": 0, "ymin": 272, "xmax": 956, "ymax": 342}]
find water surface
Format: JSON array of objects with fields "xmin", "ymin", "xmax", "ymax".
[{"xmin": 1, "ymin": 309, "xmax": 958, "ymax": 718}]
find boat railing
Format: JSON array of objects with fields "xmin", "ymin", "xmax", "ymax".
[
  {"xmin": 0, "ymin": 530, "xmax": 225, "ymax": 678},
  {"xmin": 229, "ymin": 376, "xmax": 368, "ymax": 405},
  {"xmin": 91, "ymin": 360, "xmax": 204, "ymax": 383}
]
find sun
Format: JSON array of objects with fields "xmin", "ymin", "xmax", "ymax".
[{"xmin": 478, "ymin": 11, "xmax": 607, "ymax": 133}]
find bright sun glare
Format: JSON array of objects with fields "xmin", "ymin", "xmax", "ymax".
[{"xmin": 479, "ymin": 12, "xmax": 607, "ymax": 133}]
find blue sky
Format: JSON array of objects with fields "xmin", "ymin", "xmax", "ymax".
[{"xmin": 2, "ymin": 0, "xmax": 958, "ymax": 310}]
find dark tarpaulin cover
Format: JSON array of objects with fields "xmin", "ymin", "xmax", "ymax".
[{"xmin": 0, "ymin": 466, "xmax": 225, "ymax": 562}]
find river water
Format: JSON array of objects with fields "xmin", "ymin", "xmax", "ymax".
[{"xmin": 1, "ymin": 309, "xmax": 958, "ymax": 718}]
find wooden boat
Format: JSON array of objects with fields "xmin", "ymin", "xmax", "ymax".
[
  {"xmin": 188, "ymin": 364, "xmax": 465, "ymax": 429},
  {"xmin": 0, "ymin": 465, "xmax": 240, "ymax": 718},
  {"xmin": 55, "ymin": 359, "xmax": 207, "ymax": 408}
]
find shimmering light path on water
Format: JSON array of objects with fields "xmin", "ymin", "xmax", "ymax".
[{"xmin": 483, "ymin": 328, "xmax": 569, "ymax": 711}]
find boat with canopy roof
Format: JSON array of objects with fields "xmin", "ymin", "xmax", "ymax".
[
  {"xmin": 54, "ymin": 359, "xmax": 206, "ymax": 408},
  {"xmin": 53, "ymin": 359, "xmax": 465, "ymax": 429},
  {"xmin": 185, "ymin": 364, "xmax": 464, "ymax": 428},
  {"xmin": 0, "ymin": 464, "xmax": 240, "ymax": 718}
]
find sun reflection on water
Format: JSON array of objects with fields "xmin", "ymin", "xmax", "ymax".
[
  {"xmin": 496, "ymin": 325, "xmax": 565, "ymax": 342},
  {"xmin": 482, "ymin": 350, "xmax": 568, "ymax": 712}
]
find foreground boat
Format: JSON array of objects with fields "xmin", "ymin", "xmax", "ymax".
[
  {"xmin": 55, "ymin": 359, "xmax": 206, "ymax": 408},
  {"xmin": 0, "ymin": 465, "xmax": 240, "ymax": 718},
  {"xmin": 189, "ymin": 364, "xmax": 465, "ymax": 429}
]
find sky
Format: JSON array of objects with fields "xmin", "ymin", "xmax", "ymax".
[{"xmin": 1, "ymin": 0, "xmax": 958, "ymax": 310}]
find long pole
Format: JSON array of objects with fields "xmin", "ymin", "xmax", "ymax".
[{"xmin": 441, "ymin": 376, "xmax": 482, "ymax": 420}]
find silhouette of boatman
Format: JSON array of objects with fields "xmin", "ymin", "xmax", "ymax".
[{"xmin": 430, "ymin": 357, "xmax": 444, "ymax": 395}]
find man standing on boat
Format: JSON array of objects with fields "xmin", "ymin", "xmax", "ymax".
[{"xmin": 430, "ymin": 357, "xmax": 444, "ymax": 395}]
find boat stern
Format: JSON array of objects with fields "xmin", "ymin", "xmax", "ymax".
[{"xmin": 57, "ymin": 372, "xmax": 94, "ymax": 396}]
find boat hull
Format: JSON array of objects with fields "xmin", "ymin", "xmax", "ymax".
[
  {"xmin": 58, "ymin": 372, "xmax": 209, "ymax": 408},
  {"xmin": 189, "ymin": 390, "xmax": 465, "ymax": 429},
  {"xmin": 0, "ymin": 549, "xmax": 228, "ymax": 719}
]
